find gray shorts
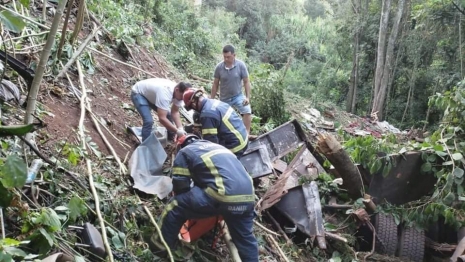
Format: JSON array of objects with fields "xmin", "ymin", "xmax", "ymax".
[{"xmin": 221, "ymin": 94, "xmax": 252, "ymax": 115}]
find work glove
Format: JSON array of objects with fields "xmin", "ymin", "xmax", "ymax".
[{"xmin": 176, "ymin": 128, "xmax": 187, "ymax": 137}]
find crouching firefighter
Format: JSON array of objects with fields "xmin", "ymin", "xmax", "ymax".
[
  {"xmin": 154, "ymin": 134, "xmax": 259, "ymax": 262},
  {"xmin": 183, "ymin": 88, "xmax": 248, "ymax": 158}
]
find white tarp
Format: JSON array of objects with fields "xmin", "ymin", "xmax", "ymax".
[{"xmin": 129, "ymin": 132, "xmax": 172, "ymax": 199}]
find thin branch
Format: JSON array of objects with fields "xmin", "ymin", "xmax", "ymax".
[
  {"xmin": 0, "ymin": 5, "xmax": 50, "ymax": 30},
  {"xmin": 137, "ymin": 196, "xmax": 174, "ymax": 262},
  {"xmin": 56, "ymin": 24, "xmax": 101, "ymax": 79},
  {"xmin": 76, "ymin": 60, "xmax": 114, "ymax": 262},
  {"xmin": 253, "ymin": 220, "xmax": 281, "ymax": 237},
  {"xmin": 0, "ymin": 208, "xmax": 5, "ymax": 239},
  {"xmin": 75, "ymin": 58, "xmax": 127, "ymax": 174},
  {"xmin": 88, "ymin": 47, "xmax": 157, "ymax": 77},
  {"xmin": 452, "ymin": 1, "xmax": 465, "ymax": 16}
]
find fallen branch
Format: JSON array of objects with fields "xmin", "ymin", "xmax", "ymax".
[
  {"xmin": 188, "ymin": 73, "xmax": 211, "ymax": 83},
  {"xmin": 364, "ymin": 221, "xmax": 376, "ymax": 261},
  {"xmin": 253, "ymin": 220, "xmax": 281, "ymax": 237},
  {"xmin": 265, "ymin": 210, "xmax": 292, "ymax": 245},
  {"xmin": 0, "ymin": 5, "xmax": 50, "ymax": 30},
  {"xmin": 325, "ymin": 232, "xmax": 348, "ymax": 243},
  {"xmin": 76, "ymin": 60, "xmax": 114, "ymax": 262},
  {"xmin": 56, "ymin": 25, "xmax": 101, "ymax": 79},
  {"xmin": 75, "ymin": 61, "xmax": 127, "ymax": 174},
  {"xmin": 88, "ymin": 47, "xmax": 157, "ymax": 77},
  {"xmin": 452, "ymin": 235, "xmax": 465, "ymax": 262},
  {"xmin": 0, "ymin": 208, "xmax": 4, "ymax": 239},
  {"xmin": 136, "ymin": 195, "xmax": 174, "ymax": 262},
  {"xmin": 9, "ymin": 31, "xmax": 49, "ymax": 41},
  {"xmin": 265, "ymin": 234, "xmax": 289, "ymax": 262},
  {"xmin": 17, "ymin": 135, "xmax": 89, "ymax": 191},
  {"xmin": 220, "ymin": 221, "xmax": 241, "ymax": 262}
]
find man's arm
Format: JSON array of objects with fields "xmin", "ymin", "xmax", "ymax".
[
  {"xmin": 170, "ymin": 104, "xmax": 183, "ymax": 129},
  {"xmin": 201, "ymin": 116, "xmax": 220, "ymax": 144},
  {"xmin": 172, "ymin": 151, "xmax": 192, "ymax": 195},
  {"xmin": 211, "ymin": 78, "xmax": 219, "ymax": 99},
  {"xmin": 243, "ymin": 77, "xmax": 251, "ymax": 106},
  {"xmin": 157, "ymin": 107, "xmax": 178, "ymax": 132}
]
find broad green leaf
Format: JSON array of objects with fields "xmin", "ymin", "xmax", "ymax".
[
  {"xmin": 436, "ymin": 151, "xmax": 448, "ymax": 157},
  {"xmin": 0, "ymin": 238, "xmax": 21, "ymax": 246},
  {"xmin": 453, "ymin": 168, "xmax": 464, "ymax": 179},
  {"xmin": 0, "ymin": 155, "xmax": 27, "ymax": 189},
  {"xmin": 3, "ymin": 247, "xmax": 27, "ymax": 258},
  {"xmin": 443, "ymin": 161, "xmax": 454, "ymax": 166},
  {"xmin": 0, "ymin": 10, "xmax": 26, "ymax": 33},
  {"xmin": 18, "ymin": 0, "xmax": 30, "ymax": 7},
  {"xmin": 428, "ymin": 154, "xmax": 437, "ymax": 162},
  {"xmin": 452, "ymin": 153, "xmax": 464, "ymax": 161},
  {"xmin": 0, "ymin": 183, "xmax": 13, "ymax": 207},
  {"xmin": 0, "ymin": 252, "xmax": 13, "ymax": 262},
  {"xmin": 39, "ymin": 228, "xmax": 54, "ymax": 247},
  {"xmin": 41, "ymin": 208, "xmax": 61, "ymax": 231},
  {"xmin": 444, "ymin": 192, "xmax": 456, "ymax": 205},
  {"xmin": 421, "ymin": 162, "xmax": 432, "ymax": 173},
  {"xmin": 68, "ymin": 196, "xmax": 87, "ymax": 221},
  {"xmin": 433, "ymin": 144, "xmax": 444, "ymax": 151},
  {"xmin": 112, "ymin": 235, "xmax": 124, "ymax": 249},
  {"xmin": 54, "ymin": 206, "xmax": 69, "ymax": 212}
]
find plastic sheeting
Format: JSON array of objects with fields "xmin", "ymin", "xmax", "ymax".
[{"xmin": 129, "ymin": 131, "xmax": 172, "ymax": 199}]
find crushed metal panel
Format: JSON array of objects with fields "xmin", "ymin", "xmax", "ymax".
[
  {"xmin": 274, "ymin": 186, "xmax": 312, "ymax": 236},
  {"xmin": 273, "ymin": 159, "xmax": 288, "ymax": 173},
  {"xmin": 284, "ymin": 149, "xmax": 325, "ymax": 190},
  {"xmin": 302, "ymin": 181, "xmax": 326, "ymax": 249},
  {"xmin": 246, "ymin": 119, "xmax": 307, "ymax": 161},
  {"xmin": 368, "ymin": 151, "xmax": 437, "ymax": 205},
  {"xmin": 273, "ymin": 183, "xmax": 326, "ymax": 247},
  {"xmin": 240, "ymin": 144, "xmax": 273, "ymax": 178}
]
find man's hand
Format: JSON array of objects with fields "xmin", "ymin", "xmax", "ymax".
[
  {"xmin": 243, "ymin": 97, "xmax": 250, "ymax": 106},
  {"xmin": 176, "ymin": 128, "xmax": 187, "ymax": 137}
]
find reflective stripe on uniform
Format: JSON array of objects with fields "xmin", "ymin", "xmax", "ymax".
[
  {"xmin": 159, "ymin": 199, "xmax": 178, "ymax": 228},
  {"xmin": 172, "ymin": 167, "xmax": 191, "ymax": 176},
  {"xmin": 200, "ymin": 148, "xmax": 233, "ymax": 195},
  {"xmin": 202, "ymin": 128, "xmax": 218, "ymax": 135},
  {"xmin": 205, "ymin": 187, "xmax": 254, "ymax": 203},
  {"xmin": 222, "ymin": 108, "xmax": 248, "ymax": 153}
]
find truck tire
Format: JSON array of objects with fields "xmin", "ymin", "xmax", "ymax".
[
  {"xmin": 373, "ymin": 213, "xmax": 398, "ymax": 255},
  {"xmin": 397, "ymin": 225, "xmax": 425, "ymax": 262}
]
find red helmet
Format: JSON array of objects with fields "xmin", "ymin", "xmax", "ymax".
[
  {"xmin": 183, "ymin": 88, "xmax": 204, "ymax": 110},
  {"xmin": 176, "ymin": 134, "xmax": 200, "ymax": 149}
]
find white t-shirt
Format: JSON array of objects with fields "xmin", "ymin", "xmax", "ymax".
[{"xmin": 131, "ymin": 78, "xmax": 183, "ymax": 111}]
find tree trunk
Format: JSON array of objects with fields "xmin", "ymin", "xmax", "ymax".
[
  {"xmin": 372, "ymin": 0, "xmax": 392, "ymax": 114},
  {"xmin": 24, "ymin": 0, "xmax": 69, "ymax": 126},
  {"xmin": 347, "ymin": 0, "xmax": 361, "ymax": 113},
  {"xmin": 372, "ymin": 0, "xmax": 407, "ymax": 120},
  {"xmin": 317, "ymin": 133, "xmax": 364, "ymax": 200}
]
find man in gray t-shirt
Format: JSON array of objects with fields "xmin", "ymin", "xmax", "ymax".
[
  {"xmin": 211, "ymin": 45, "xmax": 254, "ymax": 139},
  {"xmin": 131, "ymin": 78, "xmax": 190, "ymax": 142}
]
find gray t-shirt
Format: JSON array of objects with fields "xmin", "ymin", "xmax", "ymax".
[
  {"xmin": 131, "ymin": 78, "xmax": 183, "ymax": 111},
  {"xmin": 213, "ymin": 59, "xmax": 249, "ymax": 100}
]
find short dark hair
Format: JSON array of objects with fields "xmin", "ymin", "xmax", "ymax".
[
  {"xmin": 222, "ymin": 44, "xmax": 235, "ymax": 54},
  {"xmin": 177, "ymin": 82, "xmax": 192, "ymax": 92}
]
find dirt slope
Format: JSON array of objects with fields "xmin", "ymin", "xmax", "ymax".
[{"xmin": 37, "ymin": 45, "xmax": 180, "ymax": 160}]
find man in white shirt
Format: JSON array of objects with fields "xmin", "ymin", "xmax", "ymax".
[{"xmin": 131, "ymin": 78, "xmax": 191, "ymax": 142}]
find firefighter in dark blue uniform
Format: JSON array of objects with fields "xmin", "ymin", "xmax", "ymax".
[
  {"xmin": 158, "ymin": 134, "xmax": 258, "ymax": 262},
  {"xmin": 183, "ymin": 88, "xmax": 248, "ymax": 157}
]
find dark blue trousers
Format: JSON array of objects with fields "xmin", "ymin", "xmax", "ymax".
[
  {"xmin": 131, "ymin": 92, "xmax": 175, "ymax": 142},
  {"xmin": 159, "ymin": 186, "xmax": 258, "ymax": 262}
]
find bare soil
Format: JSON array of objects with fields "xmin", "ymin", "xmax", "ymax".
[{"xmin": 34, "ymin": 44, "xmax": 180, "ymax": 161}]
